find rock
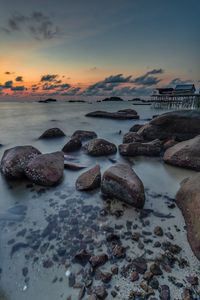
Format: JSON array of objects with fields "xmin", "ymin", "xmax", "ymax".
[
  {"xmin": 68, "ymin": 273, "xmax": 76, "ymax": 287},
  {"xmin": 86, "ymin": 109, "xmax": 139, "ymax": 120},
  {"xmin": 182, "ymin": 288, "xmax": 195, "ymax": 300},
  {"xmin": 89, "ymin": 254, "xmax": 108, "ymax": 268},
  {"xmin": 186, "ymin": 275, "xmax": 199, "ymax": 286},
  {"xmin": 176, "ymin": 173, "xmax": 200, "ymax": 260},
  {"xmin": 159, "ymin": 285, "xmax": 170, "ymax": 300},
  {"xmin": 163, "ymin": 135, "xmax": 200, "ymax": 171},
  {"xmin": 71, "ymin": 130, "xmax": 97, "ymax": 141},
  {"xmin": 25, "ymin": 152, "xmax": 64, "ymax": 186},
  {"xmin": 84, "ymin": 139, "xmax": 117, "ymax": 156},
  {"xmin": 132, "ymin": 257, "xmax": 147, "ymax": 274},
  {"xmin": 88, "ymin": 295, "xmax": 97, "ymax": 300},
  {"xmin": 102, "ymin": 96, "xmax": 123, "ymax": 102},
  {"xmin": 62, "ymin": 139, "xmax": 82, "ymax": 152},
  {"xmin": 1, "ymin": 146, "xmax": 41, "ymax": 179},
  {"xmin": 111, "ymin": 265, "xmax": 118, "ymax": 275},
  {"xmin": 64, "ymin": 162, "xmax": 86, "ymax": 170},
  {"xmin": 39, "ymin": 128, "xmax": 65, "ymax": 139},
  {"xmin": 119, "ymin": 139, "xmax": 162, "ymax": 157},
  {"xmin": 74, "ymin": 249, "xmax": 91, "ymax": 266},
  {"xmin": 101, "ymin": 164, "xmax": 145, "ymax": 208},
  {"xmin": 100, "ymin": 271, "xmax": 112, "ymax": 283},
  {"xmin": 163, "ymin": 139, "xmax": 177, "ymax": 150},
  {"xmin": 76, "ymin": 165, "xmax": 101, "ymax": 191},
  {"xmin": 93, "ymin": 286, "xmax": 108, "ymax": 299},
  {"xmin": 123, "ymin": 132, "xmax": 144, "ymax": 144},
  {"xmin": 130, "ymin": 271, "xmax": 139, "ymax": 282},
  {"xmin": 129, "ymin": 124, "xmax": 143, "ymax": 132},
  {"xmin": 150, "ymin": 263, "xmax": 163, "ymax": 276},
  {"xmin": 154, "ymin": 226, "xmax": 163, "ymax": 236},
  {"xmin": 112, "ymin": 244, "xmax": 126, "ymax": 258},
  {"xmin": 137, "ymin": 110, "xmax": 200, "ymax": 141}
]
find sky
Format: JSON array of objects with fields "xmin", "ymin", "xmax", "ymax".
[{"xmin": 0, "ymin": 0, "xmax": 199, "ymax": 100}]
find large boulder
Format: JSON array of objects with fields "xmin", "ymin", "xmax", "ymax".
[
  {"xmin": 123, "ymin": 132, "xmax": 144, "ymax": 144},
  {"xmin": 1, "ymin": 146, "xmax": 41, "ymax": 179},
  {"xmin": 163, "ymin": 135, "xmax": 200, "ymax": 170},
  {"xmin": 119, "ymin": 139, "xmax": 162, "ymax": 157},
  {"xmin": 84, "ymin": 138, "xmax": 117, "ymax": 156},
  {"xmin": 176, "ymin": 173, "xmax": 200, "ymax": 260},
  {"xmin": 71, "ymin": 130, "xmax": 97, "ymax": 141},
  {"xmin": 76, "ymin": 165, "xmax": 101, "ymax": 191},
  {"xmin": 39, "ymin": 128, "xmax": 65, "ymax": 139},
  {"xmin": 129, "ymin": 124, "xmax": 144, "ymax": 132},
  {"xmin": 62, "ymin": 138, "xmax": 82, "ymax": 152},
  {"xmin": 86, "ymin": 109, "xmax": 139, "ymax": 120},
  {"xmin": 137, "ymin": 110, "xmax": 200, "ymax": 141},
  {"xmin": 25, "ymin": 152, "xmax": 64, "ymax": 186},
  {"xmin": 101, "ymin": 163, "xmax": 145, "ymax": 208}
]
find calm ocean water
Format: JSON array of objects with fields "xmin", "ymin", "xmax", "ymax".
[{"xmin": 0, "ymin": 101, "xmax": 199, "ymax": 300}]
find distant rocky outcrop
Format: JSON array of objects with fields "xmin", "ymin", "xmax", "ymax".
[
  {"xmin": 163, "ymin": 135, "xmax": 200, "ymax": 170},
  {"xmin": 84, "ymin": 138, "xmax": 117, "ymax": 156},
  {"xmin": 102, "ymin": 97, "xmax": 123, "ymax": 102},
  {"xmin": 176, "ymin": 173, "xmax": 200, "ymax": 260},
  {"xmin": 1, "ymin": 146, "xmax": 41, "ymax": 179},
  {"xmin": 76, "ymin": 165, "xmax": 101, "ymax": 191},
  {"xmin": 38, "ymin": 98, "xmax": 57, "ymax": 103},
  {"xmin": 86, "ymin": 109, "xmax": 139, "ymax": 120},
  {"xmin": 39, "ymin": 128, "xmax": 66, "ymax": 139},
  {"xmin": 137, "ymin": 110, "xmax": 200, "ymax": 141},
  {"xmin": 119, "ymin": 139, "xmax": 162, "ymax": 157},
  {"xmin": 101, "ymin": 163, "xmax": 145, "ymax": 208},
  {"xmin": 71, "ymin": 130, "xmax": 97, "ymax": 141},
  {"xmin": 25, "ymin": 152, "xmax": 64, "ymax": 186}
]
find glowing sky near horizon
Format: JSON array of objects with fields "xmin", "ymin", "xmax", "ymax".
[{"xmin": 0, "ymin": 0, "xmax": 199, "ymax": 99}]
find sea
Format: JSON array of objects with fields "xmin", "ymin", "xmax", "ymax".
[{"xmin": 0, "ymin": 100, "xmax": 199, "ymax": 300}]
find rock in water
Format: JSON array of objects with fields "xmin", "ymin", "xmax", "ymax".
[
  {"xmin": 84, "ymin": 138, "xmax": 117, "ymax": 156},
  {"xmin": 1, "ymin": 146, "xmax": 41, "ymax": 179},
  {"xmin": 25, "ymin": 152, "xmax": 64, "ymax": 186},
  {"xmin": 71, "ymin": 130, "xmax": 97, "ymax": 141},
  {"xmin": 39, "ymin": 128, "xmax": 65, "ymax": 139},
  {"xmin": 163, "ymin": 135, "xmax": 200, "ymax": 171},
  {"xmin": 76, "ymin": 165, "xmax": 101, "ymax": 191},
  {"xmin": 62, "ymin": 138, "xmax": 82, "ymax": 152},
  {"xmin": 176, "ymin": 173, "xmax": 200, "ymax": 260},
  {"xmin": 138, "ymin": 110, "xmax": 200, "ymax": 141},
  {"xmin": 123, "ymin": 132, "xmax": 144, "ymax": 143},
  {"xmin": 119, "ymin": 139, "xmax": 162, "ymax": 157},
  {"xmin": 101, "ymin": 163, "xmax": 145, "ymax": 208},
  {"xmin": 86, "ymin": 109, "xmax": 139, "ymax": 120}
]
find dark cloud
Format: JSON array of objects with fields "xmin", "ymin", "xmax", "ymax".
[
  {"xmin": 104, "ymin": 74, "xmax": 132, "ymax": 83},
  {"xmin": 168, "ymin": 78, "xmax": 192, "ymax": 87},
  {"xmin": 60, "ymin": 87, "xmax": 81, "ymax": 96},
  {"xmin": 1, "ymin": 12, "xmax": 60, "ymax": 40},
  {"xmin": 132, "ymin": 69, "xmax": 164, "ymax": 86},
  {"xmin": 3, "ymin": 81, "xmax": 13, "ymax": 88},
  {"xmin": 40, "ymin": 74, "xmax": 58, "ymax": 82},
  {"xmin": 15, "ymin": 76, "xmax": 23, "ymax": 82},
  {"xmin": 11, "ymin": 86, "xmax": 26, "ymax": 91},
  {"xmin": 42, "ymin": 82, "xmax": 71, "ymax": 91}
]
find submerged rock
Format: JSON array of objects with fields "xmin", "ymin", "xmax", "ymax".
[
  {"xmin": 89, "ymin": 254, "xmax": 108, "ymax": 268},
  {"xmin": 101, "ymin": 163, "xmax": 145, "ymax": 208},
  {"xmin": 119, "ymin": 139, "xmax": 162, "ymax": 156},
  {"xmin": 176, "ymin": 173, "xmax": 200, "ymax": 260},
  {"xmin": 1, "ymin": 145, "xmax": 41, "ymax": 179},
  {"xmin": 138, "ymin": 110, "xmax": 200, "ymax": 141},
  {"xmin": 39, "ymin": 128, "xmax": 65, "ymax": 139},
  {"xmin": 25, "ymin": 152, "xmax": 64, "ymax": 186},
  {"xmin": 86, "ymin": 109, "xmax": 139, "ymax": 120},
  {"xmin": 71, "ymin": 130, "xmax": 97, "ymax": 141},
  {"xmin": 84, "ymin": 138, "xmax": 117, "ymax": 156},
  {"xmin": 76, "ymin": 165, "xmax": 101, "ymax": 191},
  {"xmin": 62, "ymin": 138, "xmax": 82, "ymax": 152},
  {"xmin": 164, "ymin": 135, "xmax": 200, "ymax": 171}
]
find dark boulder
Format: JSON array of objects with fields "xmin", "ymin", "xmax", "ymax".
[
  {"xmin": 129, "ymin": 124, "xmax": 143, "ymax": 132},
  {"xmin": 62, "ymin": 138, "xmax": 82, "ymax": 152},
  {"xmin": 39, "ymin": 128, "xmax": 65, "ymax": 139},
  {"xmin": 119, "ymin": 139, "xmax": 162, "ymax": 157},
  {"xmin": 1, "ymin": 145, "xmax": 41, "ymax": 179},
  {"xmin": 123, "ymin": 132, "xmax": 144, "ymax": 144},
  {"xmin": 86, "ymin": 109, "xmax": 139, "ymax": 120},
  {"xmin": 84, "ymin": 138, "xmax": 117, "ymax": 156},
  {"xmin": 71, "ymin": 130, "xmax": 97, "ymax": 141},
  {"xmin": 25, "ymin": 152, "xmax": 64, "ymax": 186},
  {"xmin": 101, "ymin": 163, "xmax": 145, "ymax": 208},
  {"xmin": 76, "ymin": 165, "xmax": 101, "ymax": 191}
]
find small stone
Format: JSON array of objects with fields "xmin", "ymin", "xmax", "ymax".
[
  {"xmin": 153, "ymin": 241, "xmax": 161, "ymax": 248},
  {"xmin": 149, "ymin": 278, "xmax": 159, "ymax": 290},
  {"xmin": 154, "ymin": 226, "xmax": 163, "ymax": 236},
  {"xmin": 150, "ymin": 263, "xmax": 163, "ymax": 276},
  {"xmin": 112, "ymin": 244, "xmax": 126, "ymax": 258},
  {"xmin": 143, "ymin": 271, "xmax": 153, "ymax": 282},
  {"xmin": 68, "ymin": 273, "xmax": 76, "ymax": 287},
  {"xmin": 132, "ymin": 232, "xmax": 141, "ymax": 241},
  {"xmin": 111, "ymin": 265, "xmax": 118, "ymax": 275},
  {"xmin": 89, "ymin": 254, "xmax": 108, "ymax": 268},
  {"xmin": 130, "ymin": 271, "xmax": 139, "ymax": 282},
  {"xmin": 159, "ymin": 285, "xmax": 170, "ymax": 300},
  {"xmin": 93, "ymin": 285, "xmax": 108, "ymax": 299},
  {"xmin": 111, "ymin": 290, "xmax": 117, "ymax": 297},
  {"xmin": 100, "ymin": 271, "xmax": 112, "ymax": 283},
  {"xmin": 186, "ymin": 275, "xmax": 199, "ymax": 286}
]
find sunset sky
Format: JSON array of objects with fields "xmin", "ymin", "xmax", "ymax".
[{"xmin": 0, "ymin": 0, "xmax": 199, "ymax": 100}]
